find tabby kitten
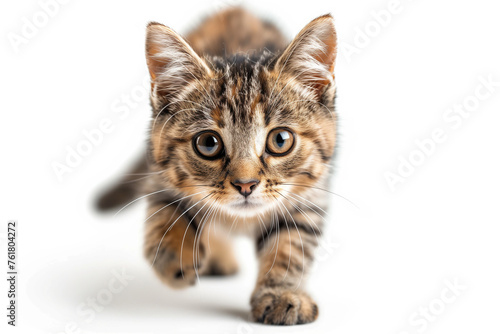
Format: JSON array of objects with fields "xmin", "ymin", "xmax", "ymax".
[{"xmin": 99, "ymin": 8, "xmax": 337, "ymax": 325}]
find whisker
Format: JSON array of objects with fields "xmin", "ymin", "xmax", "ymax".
[
  {"xmin": 113, "ymin": 184, "xmax": 215, "ymax": 217},
  {"xmin": 118, "ymin": 174, "xmax": 154, "ymax": 185},
  {"xmin": 204, "ymin": 200, "xmax": 219, "ymax": 256},
  {"xmin": 268, "ymin": 204, "xmax": 281, "ymax": 256},
  {"xmin": 179, "ymin": 197, "xmax": 212, "ymax": 278},
  {"xmin": 150, "ymin": 192, "xmax": 213, "ymax": 268},
  {"xmin": 274, "ymin": 195, "xmax": 306, "ymax": 291},
  {"xmin": 274, "ymin": 190, "xmax": 322, "ymax": 244},
  {"xmin": 282, "ymin": 183, "xmax": 359, "ymax": 209},
  {"xmin": 281, "ymin": 189, "xmax": 330, "ymax": 218},
  {"xmin": 228, "ymin": 213, "xmax": 240, "ymax": 234},
  {"xmin": 265, "ymin": 195, "xmax": 287, "ymax": 276},
  {"xmin": 256, "ymin": 213, "xmax": 267, "ymax": 248},
  {"xmin": 273, "ymin": 197, "xmax": 293, "ymax": 283},
  {"xmin": 116, "ymin": 189, "xmax": 205, "ymax": 218},
  {"xmin": 113, "ymin": 189, "xmax": 170, "ymax": 217},
  {"xmin": 194, "ymin": 199, "xmax": 219, "ymax": 279},
  {"xmin": 193, "ymin": 198, "xmax": 218, "ymax": 275}
]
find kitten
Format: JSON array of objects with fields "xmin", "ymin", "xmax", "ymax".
[{"xmin": 98, "ymin": 8, "xmax": 337, "ymax": 325}]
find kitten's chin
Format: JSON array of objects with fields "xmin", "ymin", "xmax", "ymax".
[{"xmin": 225, "ymin": 198, "xmax": 272, "ymax": 217}]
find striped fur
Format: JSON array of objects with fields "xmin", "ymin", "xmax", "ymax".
[{"xmin": 100, "ymin": 8, "xmax": 337, "ymax": 325}]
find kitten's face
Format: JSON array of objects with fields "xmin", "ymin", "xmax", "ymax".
[{"xmin": 146, "ymin": 16, "xmax": 337, "ymax": 217}]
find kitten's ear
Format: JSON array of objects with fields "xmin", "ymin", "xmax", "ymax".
[
  {"xmin": 275, "ymin": 14, "xmax": 337, "ymax": 99},
  {"xmin": 145, "ymin": 22, "xmax": 211, "ymax": 101}
]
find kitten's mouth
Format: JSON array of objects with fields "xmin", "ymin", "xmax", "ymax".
[
  {"xmin": 231, "ymin": 199, "xmax": 260, "ymax": 208},
  {"xmin": 228, "ymin": 197, "xmax": 267, "ymax": 211},
  {"xmin": 220, "ymin": 195, "xmax": 275, "ymax": 218}
]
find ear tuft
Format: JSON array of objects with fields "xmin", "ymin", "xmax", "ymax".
[
  {"xmin": 276, "ymin": 14, "xmax": 337, "ymax": 98},
  {"xmin": 145, "ymin": 23, "xmax": 211, "ymax": 101}
]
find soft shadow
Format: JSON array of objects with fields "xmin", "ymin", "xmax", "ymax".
[{"xmin": 26, "ymin": 250, "xmax": 251, "ymax": 325}]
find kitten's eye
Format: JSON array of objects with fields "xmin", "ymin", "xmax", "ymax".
[
  {"xmin": 193, "ymin": 131, "xmax": 224, "ymax": 159},
  {"xmin": 266, "ymin": 128, "xmax": 295, "ymax": 156}
]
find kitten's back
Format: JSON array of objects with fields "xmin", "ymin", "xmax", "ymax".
[{"xmin": 186, "ymin": 8, "xmax": 287, "ymax": 57}]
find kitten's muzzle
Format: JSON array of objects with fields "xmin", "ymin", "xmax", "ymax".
[{"xmin": 231, "ymin": 179, "xmax": 260, "ymax": 198}]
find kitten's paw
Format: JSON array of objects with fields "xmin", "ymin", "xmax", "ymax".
[
  {"xmin": 251, "ymin": 288, "xmax": 318, "ymax": 325},
  {"xmin": 152, "ymin": 245, "xmax": 207, "ymax": 289},
  {"xmin": 201, "ymin": 234, "xmax": 239, "ymax": 276},
  {"xmin": 203, "ymin": 259, "xmax": 238, "ymax": 276}
]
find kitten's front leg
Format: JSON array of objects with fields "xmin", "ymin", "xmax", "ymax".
[
  {"xmin": 144, "ymin": 202, "xmax": 208, "ymax": 289},
  {"xmin": 251, "ymin": 217, "xmax": 321, "ymax": 325}
]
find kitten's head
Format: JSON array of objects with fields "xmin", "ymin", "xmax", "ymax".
[{"xmin": 145, "ymin": 15, "xmax": 337, "ymax": 217}]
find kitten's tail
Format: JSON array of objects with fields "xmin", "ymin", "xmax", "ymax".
[{"xmin": 95, "ymin": 154, "xmax": 148, "ymax": 212}]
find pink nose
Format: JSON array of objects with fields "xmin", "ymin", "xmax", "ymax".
[{"xmin": 231, "ymin": 179, "xmax": 259, "ymax": 197}]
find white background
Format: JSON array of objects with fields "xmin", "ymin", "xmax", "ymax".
[{"xmin": 2, "ymin": 0, "xmax": 500, "ymax": 333}]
